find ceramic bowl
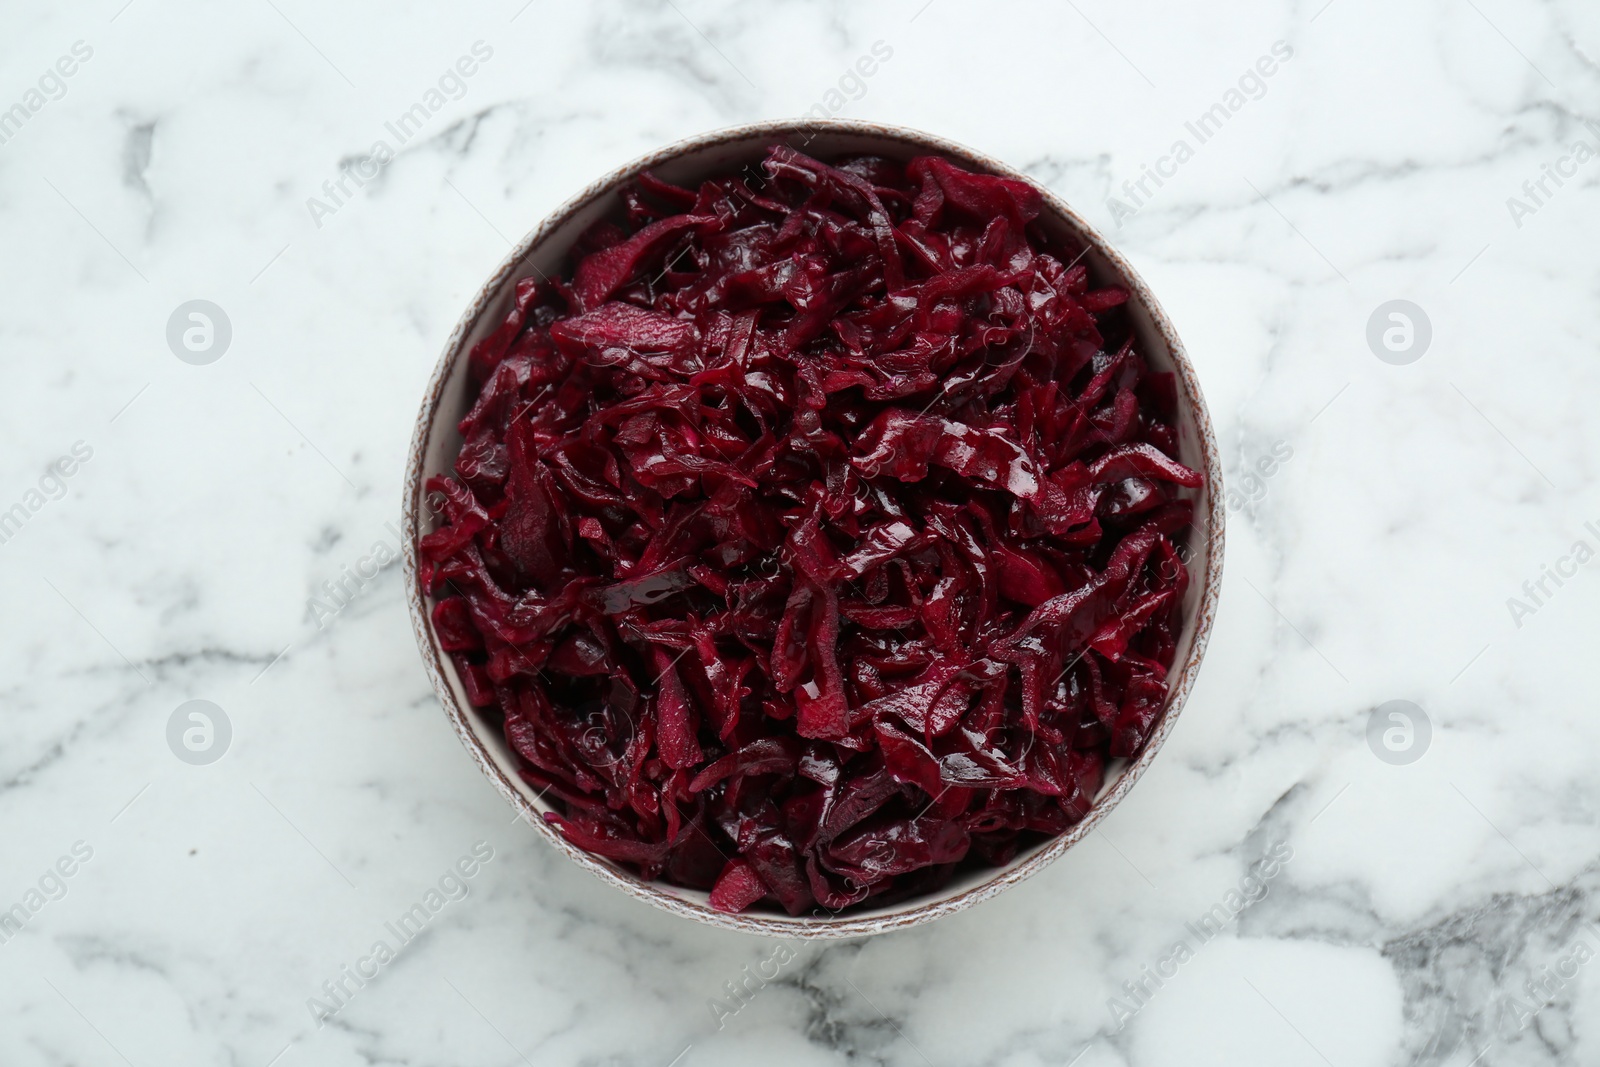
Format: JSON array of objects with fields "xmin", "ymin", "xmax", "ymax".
[{"xmin": 403, "ymin": 119, "xmax": 1224, "ymax": 938}]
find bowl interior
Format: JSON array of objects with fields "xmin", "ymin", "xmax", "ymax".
[{"xmin": 407, "ymin": 122, "xmax": 1222, "ymax": 936}]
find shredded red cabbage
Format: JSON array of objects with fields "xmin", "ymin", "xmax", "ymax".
[{"xmin": 421, "ymin": 146, "xmax": 1200, "ymax": 915}]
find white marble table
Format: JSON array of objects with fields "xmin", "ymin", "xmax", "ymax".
[{"xmin": 3, "ymin": 1, "xmax": 1598, "ymax": 1064}]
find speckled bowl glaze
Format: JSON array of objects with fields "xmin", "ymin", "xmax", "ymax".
[{"xmin": 403, "ymin": 119, "xmax": 1224, "ymax": 939}]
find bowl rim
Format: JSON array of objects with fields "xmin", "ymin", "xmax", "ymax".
[{"xmin": 403, "ymin": 118, "xmax": 1225, "ymax": 938}]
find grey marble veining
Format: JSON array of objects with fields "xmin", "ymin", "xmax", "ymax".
[{"xmin": 1, "ymin": 1, "xmax": 1598, "ymax": 1064}]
